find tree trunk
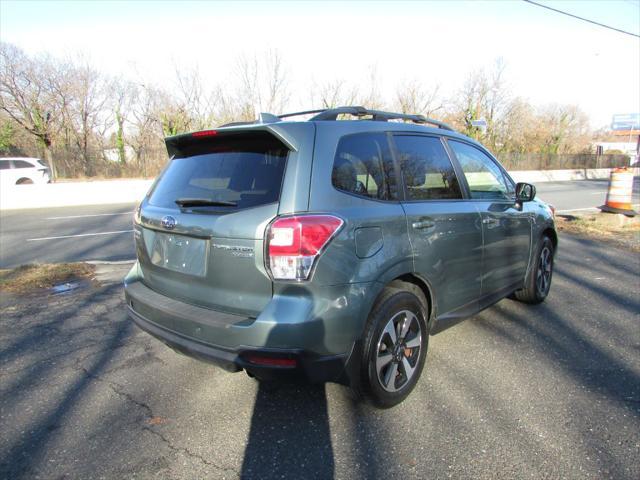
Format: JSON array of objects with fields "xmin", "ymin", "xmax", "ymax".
[{"xmin": 43, "ymin": 137, "xmax": 56, "ymax": 182}]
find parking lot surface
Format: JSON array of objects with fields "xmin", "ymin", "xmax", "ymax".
[{"xmin": 1, "ymin": 234, "xmax": 639, "ymax": 479}]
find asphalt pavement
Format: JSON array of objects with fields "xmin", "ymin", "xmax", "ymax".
[
  {"xmin": 1, "ymin": 179, "xmax": 637, "ymax": 269},
  {"xmin": 0, "ymin": 203, "xmax": 136, "ymax": 268},
  {"xmin": 0, "ymin": 233, "xmax": 638, "ymax": 479}
]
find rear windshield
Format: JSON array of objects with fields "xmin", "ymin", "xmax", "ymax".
[{"xmin": 148, "ymin": 131, "xmax": 289, "ymax": 210}]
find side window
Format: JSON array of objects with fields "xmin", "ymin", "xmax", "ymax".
[
  {"xmin": 332, "ymin": 132, "xmax": 396, "ymax": 200},
  {"xmin": 448, "ymin": 141, "xmax": 512, "ymax": 201},
  {"xmin": 13, "ymin": 160, "xmax": 33, "ymax": 169},
  {"xmin": 0, "ymin": 160, "xmax": 11, "ymax": 170},
  {"xmin": 394, "ymin": 135, "xmax": 462, "ymax": 200}
]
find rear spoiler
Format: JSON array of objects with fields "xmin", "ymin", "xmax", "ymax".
[{"xmin": 164, "ymin": 128, "xmax": 290, "ymax": 159}]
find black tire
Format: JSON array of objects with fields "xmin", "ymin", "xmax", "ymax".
[
  {"xmin": 514, "ymin": 236, "xmax": 554, "ymax": 304},
  {"xmin": 16, "ymin": 178, "xmax": 34, "ymax": 185},
  {"xmin": 358, "ymin": 284, "xmax": 429, "ymax": 408}
]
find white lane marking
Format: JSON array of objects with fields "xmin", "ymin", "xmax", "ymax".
[
  {"xmin": 27, "ymin": 230, "xmax": 134, "ymax": 242},
  {"xmin": 45, "ymin": 212, "xmax": 134, "ymax": 220}
]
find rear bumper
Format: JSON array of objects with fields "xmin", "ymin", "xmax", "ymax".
[
  {"xmin": 129, "ymin": 304, "xmax": 352, "ymax": 383},
  {"xmin": 124, "ymin": 267, "xmax": 365, "ymax": 384}
]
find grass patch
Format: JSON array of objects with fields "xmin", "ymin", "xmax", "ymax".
[
  {"xmin": 557, "ymin": 213, "xmax": 640, "ymax": 252},
  {"xmin": 0, "ymin": 263, "xmax": 95, "ymax": 294}
]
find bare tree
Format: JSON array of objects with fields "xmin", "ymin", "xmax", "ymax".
[
  {"xmin": 263, "ymin": 50, "xmax": 289, "ymax": 113},
  {"xmin": 356, "ymin": 66, "xmax": 385, "ymax": 110},
  {"xmin": 0, "ymin": 43, "xmax": 61, "ymax": 178},
  {"xmin": 233, "ymin": 50, "xmax": 289, "ymax": 118},
  {"xmin": 0, "ymin": 42, "xmax": 600, "ymax": 178},
  {"xmin": 538, "ymin": 103, "xmax": 591, "ymax": 154},
  {"xmin": 111, "ymin": 77, "xmax": 139, "ymax": 164},
  {"xmin": 60, "ymin": 59, "xmax": 112, "ymax": 176},
  {"xmin": 454, "ymin": 58, "xmax": 510, "ymax": 150},
  {"xmin": 394, "ymin": 80, "xmax": 442, "ymax": 117},
  {"xmin": 311, "ymin": 79, "xmax": 358, "ymax": 108},
  {"xmin": 174, "ymin": 65, "xmax": 224, "ymax": 130}
]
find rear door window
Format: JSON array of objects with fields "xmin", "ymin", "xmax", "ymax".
[
  {"xmin": 332, "ymin": 132, "xmax": 397, "ymax": 200},
  {"xmin": 148, "ymin": 131, "xmax": 289, "ymax": 210},
  {"xmin": 0, "ymin": 160, "xmax": 11, "ymax": 170},
  {"xmin": 394, "ymin": 135, "xmax": 462, "ymax": 200}
]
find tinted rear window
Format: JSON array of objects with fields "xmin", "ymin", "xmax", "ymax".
[
  {"xmin": 148, "ymin": 131, "xmax": 289, "ymax": 210},
  {"xmin": 331, "ymin": 132, "xmax": 397, "ymax": 200},
  {"xmin": 394, "ymin": 135, "xmax": 462, "ymax": 200}
]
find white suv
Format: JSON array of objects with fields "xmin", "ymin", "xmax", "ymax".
[{"xmin": 0, "ymin": 157, "xmax": 51, "ymax": 187}]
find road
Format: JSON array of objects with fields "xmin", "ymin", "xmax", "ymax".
[
  {"xmin": 1, "ymin": 233, "xmax": 638, "ymax": 479},
  {"xmin": 0, "ymin": 179, "xmax": 638, "ymax": 269}
]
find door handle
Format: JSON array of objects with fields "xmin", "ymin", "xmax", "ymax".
[
  {"xmin": 412, "ymin": 218, "xmax": 435, "ymax": 230},
  {"xmin": 482, "ymin": 217, "xmax": 500, "ymax": 226}
]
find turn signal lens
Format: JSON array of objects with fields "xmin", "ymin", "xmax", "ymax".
[{"xmin": 266, "ymin": 215, "xmax": 343, "ymax": 280}]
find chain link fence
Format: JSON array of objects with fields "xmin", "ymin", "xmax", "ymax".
[{"xmin": 497, "ymin": 153, "xmax": 632, "ymax": 171}]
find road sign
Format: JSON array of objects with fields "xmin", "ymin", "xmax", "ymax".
[{"xmin": 611, "ymin": 113, "xmax": 640, "ymax": 131}]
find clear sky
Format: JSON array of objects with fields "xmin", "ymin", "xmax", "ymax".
[{"xmin": 1, "ymin": 0, "xmax": 639, "ymax": 128}]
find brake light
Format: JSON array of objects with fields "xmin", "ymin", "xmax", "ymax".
[
  {"xmin": 266, "ymin": 215, "xmax": 343, "ymax": 280},
  {"xmin": 192, "ymin": 130, "xmax": 218, "ymax": 138}
]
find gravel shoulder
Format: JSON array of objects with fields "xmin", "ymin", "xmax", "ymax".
[{"xmin": 0, "ymin": 237, "xmax": 638, "ymax": 479}]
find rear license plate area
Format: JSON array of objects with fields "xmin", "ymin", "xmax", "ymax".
[{"xmin": 148, "ymin": 231, "xmax": 208, "ymax": 277}]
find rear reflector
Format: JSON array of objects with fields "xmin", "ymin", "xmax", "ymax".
[
  {"xmin": 191, "ymin": 130, "xmax": 218, "ymax": 138},
  {"xmin": 266, "ymin": 214, "xmax": 343, "ymax": 281},
  {"xmin": 245, "ymin": 355, "xmax": 297, "ymax": 367}
]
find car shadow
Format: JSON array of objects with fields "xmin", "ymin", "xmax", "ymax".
[
  {"xmin": 240, "ymin": 285, "xmax": 336, "ymax": 479},
  {"xmin": 240, "ymin": 382, "xmax": 335, "ymax": 479}
]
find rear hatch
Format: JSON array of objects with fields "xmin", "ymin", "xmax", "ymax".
[{"xmin": 135, "ymin": 128, "xmax": 292, "ymax": 317}]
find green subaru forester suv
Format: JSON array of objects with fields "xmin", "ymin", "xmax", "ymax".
[{"xmin": 124, "ymin": 106, "xmax": 557, "ymax": 407}]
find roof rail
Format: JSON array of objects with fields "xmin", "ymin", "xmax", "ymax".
[
  {"xmin": 218, "ymin": 106, "xmax": 455, "ymax": 131},
  {"xmin": 308, "ymin": 106, "xmax": 454, "ymax": 131}
]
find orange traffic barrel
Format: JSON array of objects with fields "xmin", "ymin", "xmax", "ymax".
[{"xmin": 599, "ymin": 167, "xmax": 636, "ymax": 217}]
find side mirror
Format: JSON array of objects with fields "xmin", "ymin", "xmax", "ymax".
[{"xmin": 515, "ymin": 182, "xmax": 536, "ymax": 202}]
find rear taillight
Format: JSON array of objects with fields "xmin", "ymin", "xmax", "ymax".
[{"xmin": 266, "ymin": 214, "xmax": 343, "ymax": 281}]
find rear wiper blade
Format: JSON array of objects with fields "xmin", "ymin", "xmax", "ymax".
[{"xmin": 175, "ymin": 198, "xmax": 237, "ymax": 208}]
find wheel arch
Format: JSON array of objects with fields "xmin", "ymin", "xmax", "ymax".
[
  {"xmin": 368, "ymin": 272, "xmax": 436, "ymax": 329},
  {"xmin": 543, "ymin": 227, "xmax": 558, "ymax": 251}
]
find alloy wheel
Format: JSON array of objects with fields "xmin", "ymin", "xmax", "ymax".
[
  {"xmin": 375, "ymin": 310, "xmax": 422, "ymax": 393},
  {"xmin": 536, "ymin": 246, "xmax": 552, "ymax": 296}
]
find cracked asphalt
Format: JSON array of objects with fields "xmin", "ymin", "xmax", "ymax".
[{"xmin": 1, "ymin": 233, "xmax": 639, "ymax": 479}]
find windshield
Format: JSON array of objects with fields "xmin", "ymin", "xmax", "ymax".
[{"xmin": 148, "ymin": 131, "xmax": 289, "ymax": 210}]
